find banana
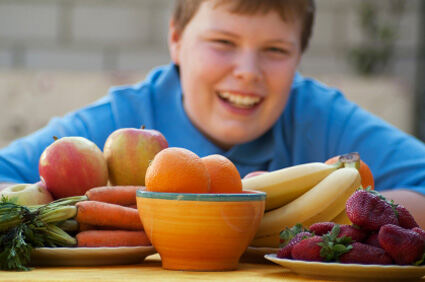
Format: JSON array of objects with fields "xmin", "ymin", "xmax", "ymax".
[
  {"xmin": 253, "ymin": 167, "xmax": 361, "ymax": 247},
  {"xmin": 332, "ymin": 209, "xmax": 352, "ymax": 225},
  {"xmin": 242, "ymin": 162, "xmax": 339, "ymax": 211},
  {"xmin": 250, "ymin": 233, "xmax": 280, "ymax": 248},
  {"xmin": 301, "ymin": 177, "xmax": 358, "ymax": 227}
]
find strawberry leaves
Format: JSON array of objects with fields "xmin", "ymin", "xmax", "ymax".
[
  {"xmin": 279, "ymin": 223, "xmax": 309, "ymax": 248},
  {"xmin": 318, "ymin": 225, "xmax": 353, "ymax": 261}
]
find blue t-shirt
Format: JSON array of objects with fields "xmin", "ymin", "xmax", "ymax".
[{"xmin": 1, "ymin": 63, "xmax": 425, "ymax": 195}]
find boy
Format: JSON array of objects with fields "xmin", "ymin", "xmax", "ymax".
[{"xmin": 1, "ymin": 0, "xmax": 425, "ymax": 226}]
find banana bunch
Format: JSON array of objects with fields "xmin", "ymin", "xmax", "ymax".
[{"xmin": 243, "ymin": 164, "xmax": 361, "ymax": 248}]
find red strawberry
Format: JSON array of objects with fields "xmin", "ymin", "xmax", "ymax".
[
  {"xmin": 412, "ymin": 227, "xmax": 425, "ymax": 242},
  {"xmin": 277, "ymin": 231, "xmax": 312, "ymax": 259},
  {"xmin": 346, "ymin": 190, "xmax": 398, "ymax": 231},
  {"xmin": 339, "ymin": 242, "xmax": 393, "ymax": 265},
  {"xmin": 309, "ymin": 222, "xmax": 335, "ymax": 236},
  {"xmin": 364, "ymin": 232, "xmax": 381, "ymax": 248},
  {"xmin": 339, "ymin": 225, "xmax": 368, "ymax": 242},
  {"xmin": 291, "ymin": 236, "xmax": 324, "ymax": 262},
  {"xmin": 378, "ymin": 224, "xmax": 425, "ymax": 265},
  {"xmin": 396, "ymin": 205, "xmax": 419, "ymax": 229}
]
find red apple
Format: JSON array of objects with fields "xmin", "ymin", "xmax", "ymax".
[
  {"xmin": 39, "ymin": 136, "xmax": 108, "ymax": 199},
  {"xmin": 243, "ymin": 171, "xmax": 269, "ymax": 179},
  {"xmin": 103, "ymin": 127, "xmax": 168, "ymax": 185}
]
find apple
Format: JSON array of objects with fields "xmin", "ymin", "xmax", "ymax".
[
  {"xmin": 243, "ymin": 171, "xmax": 269, "ymax": 179},
  {"xmin": 0, "ymin": 182, "xmax": 53, "ymax": 206},
  {"xmin": 103, "ymin": 126, "xmax": 168, "ymax": 185},
  {"xmin": 39, "ymin": 136, "xmax": 109, "ymax": 199}
]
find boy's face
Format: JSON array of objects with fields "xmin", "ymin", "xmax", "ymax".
[{"xmin": 169, "ymin": 1, "xmax": 302, "ymax": 149}]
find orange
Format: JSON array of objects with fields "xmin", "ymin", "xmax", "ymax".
[
  {"xmin": 326, "ymin": 155, "xmax": 374, "ymax": 189},
  {"xmin": 201, "ymin": 154, "xmax": 242, "ymax": 193},
  {"xmin": 145, "ymin": 147, "xmax": 210, "ymax": 193}
]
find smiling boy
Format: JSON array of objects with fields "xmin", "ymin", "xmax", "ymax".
[{"xmin": 1, "ymin": 0, "xmax": 425, "ymax": 226}]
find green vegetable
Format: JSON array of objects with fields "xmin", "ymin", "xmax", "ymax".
[{"xmin": 0, "ymin": 195, "xmax": 85, "ymax": 271}]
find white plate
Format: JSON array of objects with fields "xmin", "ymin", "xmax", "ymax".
[
  {"xmin": 265, "ymin": 253, "xmax": 425, "ymax": 280},
  {"xmin": 31, "ymin": 246, "xmax": 156, "ymax": 266}
]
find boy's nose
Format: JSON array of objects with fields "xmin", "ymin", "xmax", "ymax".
[{"xmin": 233, "ymin": 51, "xmax": 262, "ymax": 83}]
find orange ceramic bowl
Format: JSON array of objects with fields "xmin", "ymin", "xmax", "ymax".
[{"xmin": 136, "ymin": 190, "xmax": 266, "ymax": 271}]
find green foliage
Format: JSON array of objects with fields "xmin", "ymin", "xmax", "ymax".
[
  {"xmin": 0, "ymin": 196, "xmax": 82, "ymax": 271},
  {"xmin": 318, "ymin": 225, "xmax": 353, "ymax": 261},
  {"xmin": 279, "ymin": 223, "xmax": 309, "ymax": 248},
  {"xmin": 348, "ymin": 0, "xmax": 406, "ymax": 75}
]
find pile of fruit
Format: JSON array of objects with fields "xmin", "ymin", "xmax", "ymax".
[
  {"xmin": 0, "ymin": 126, "xmax": 245, "ymax": 271},
  {"xmin": 276, "ymin": 189, "xmax": 425, "ymax": 266},
  {"xmin": 244, "ymin": 152, "xmax": 373, "ymax": 248}
]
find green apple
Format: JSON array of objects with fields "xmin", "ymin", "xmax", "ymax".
[
  {"xmin": 104, "ymin": 127, "xmax": 168, "ymax": 185},
  {"xmin": 0, "ymin": 182, "xmax": 54, "ymax": 206}
]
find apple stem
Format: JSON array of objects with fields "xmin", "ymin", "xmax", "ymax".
[
  {"xmin": 53, "ymin": 136, "xmax": 58, "ymax": 141},
  {"xmin": 141, "ymin": 125, "xmax": 146, "ymax": 129}
]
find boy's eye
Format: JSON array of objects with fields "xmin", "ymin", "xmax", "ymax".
[
  {"xmin": 265, "ymin": 47, "xmax": 288, "ymax": 55},
  {"xmin": 212, "ymin": 39, "xmax": 235, "ymax": 46}
]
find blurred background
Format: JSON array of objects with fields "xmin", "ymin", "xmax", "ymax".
[{"xmin": 0, "ymin": 0, "xmax": 423, "ymax": 148}]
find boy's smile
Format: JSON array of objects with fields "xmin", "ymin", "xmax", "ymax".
[{"xmin": 169, "ymin": 0, "xmax": 302, "ymax": 149}]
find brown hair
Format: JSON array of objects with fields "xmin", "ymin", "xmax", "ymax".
[{"xmin": 172, "ymin": 0, "xmax": 315, "ymax": 52}]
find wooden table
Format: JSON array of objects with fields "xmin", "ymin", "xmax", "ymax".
[
  {"xmin": 2, "ymin": 254, "xmax": 425, "ymax": 281},
  {"xmin": 0, "ymin": 254, "xmax": 327, "ymax": 281}
]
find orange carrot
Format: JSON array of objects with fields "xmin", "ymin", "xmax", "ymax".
[
  {"xmin": 85, "ymin": 186, "xmax": 143, "ymax": 206},
  {"xmin": 127, "ymin": 204, "xmax": 138, "ymax": 209},
  {"xmin": 76, "ymin": 201, "xmax": 143, "ymax": 231},
  {"xmin": 76, "ymin": 230, "xmax": 151, "ymax": 247}
]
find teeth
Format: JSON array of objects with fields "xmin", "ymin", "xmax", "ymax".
[{"xmin": 218, "ymin": 91, "xmax": 261, "ymax": 108}]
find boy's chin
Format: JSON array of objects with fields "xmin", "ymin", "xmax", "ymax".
[{"xmin": 208, "ymin": 130, "xmax": 263, "ymax": 150}]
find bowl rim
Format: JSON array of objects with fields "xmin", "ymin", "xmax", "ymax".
[{"xmin": 136, "ymin": 190, "xmax": 266, "ymax": 202}]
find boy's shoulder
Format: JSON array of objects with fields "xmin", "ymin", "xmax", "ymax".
[
  {"xmin": 109, "ymin": 64, "xmax": 177, "ymax": 95},
  {"xmin": 291, "ymin": 72, "xmax": 341, "ymax": 99}
]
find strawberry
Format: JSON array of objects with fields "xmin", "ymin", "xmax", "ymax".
[
  {"xmin": 277, "ymin": 231, "xmax": 312, "ymax": 259},
  {"xmin": 291, "ymin": 236, "xmax": 324, "ymax": 262},
  {"xmin": 291, "ymin": 225, "xmax": 353, "ymax": 262},
  {"xmin": 412, "ymin": 227, "xmax": 425, "ymax": 242},
  {"xmin": 339, "ymin": 242, "xmax": 393, "ymax": 265},
  {"xmin": 346, "ymin": 190, "xmax": 398, "ymax": 231},
  {"xmin": 396, "ymin": 205, "xmax": 419, "ymax": 229},
  {"xmin": 378, "ymin": 224, "xmax": 425, "ymax": 265},
  {"xmin": 338, "ymin": 225, "xmax": 368, "ymax": 242},
  {"xmin": 309, "ymin": 222, "xmax": 335, "ymax": 235},
  {"xmin": 364, "ymin": 232, "xmax": 381, "ymax": 248}
]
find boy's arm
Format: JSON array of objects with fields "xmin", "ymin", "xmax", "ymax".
[
  {"xmin": 0, "ymin": 183, "xmax": 12, "ymax": 191},
  {"xmin": 0, "ymin": 99, "xmax": 117, "ymax": 184},
  {"xmin": 380, "ymin": 189, "xmax": 425, "ymax": 229}
]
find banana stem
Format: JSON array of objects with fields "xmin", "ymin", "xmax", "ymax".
[{"xmin": 339, "ymin": 152, "xmax": 361, "ymax": 170}]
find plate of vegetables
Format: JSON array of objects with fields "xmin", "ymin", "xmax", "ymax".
[
  {"xmin": 31, "ymin": 246, "xmax": 156, "ymax": 266},
  {"xmin": 0, "ymin": 186, "xmax": 154, "ymax": 270}
]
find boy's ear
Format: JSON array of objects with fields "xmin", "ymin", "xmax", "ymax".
[{"xmin": 168, "ymin": 19, "xmax": 181, "ymax": 65}]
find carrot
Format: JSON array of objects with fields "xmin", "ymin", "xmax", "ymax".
[
  {"xmin": 75, "ymin": 201, "xmax": 143, "ymax": 231},
  {"xmin": 127, "ymin": 204, "xmax": 138, "ymax": 209},
  {"xmin": 76, "ymin": 230, "xmax": 151, "ymax": 247},
  {"xmin": 85, "ymin": 186, "xmax": 143, "ymax": 206}
]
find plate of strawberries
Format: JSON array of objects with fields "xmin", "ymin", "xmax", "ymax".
[{"xmin": 265, "ymin": 189, "xmax": 425, "ymax": 280}]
